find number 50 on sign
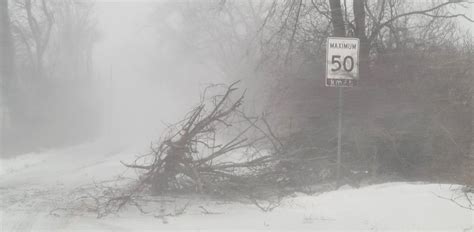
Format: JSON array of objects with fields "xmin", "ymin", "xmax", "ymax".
[{"xmin": 326, "ymin": 37, "xmax": 360, "ymax": 87}]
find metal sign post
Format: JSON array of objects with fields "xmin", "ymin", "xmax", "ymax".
[
  {"xmin": 326, "ymin": 37, "xmax": 360, "ymax": 187},
  {"xmin": 336, "ymin": 87, "xmax": 343, "ymax": 185}
]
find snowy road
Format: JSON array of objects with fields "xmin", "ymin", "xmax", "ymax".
[{"xmin": 1, "ymin": 142, "xmax": 473, "ymax": 231}]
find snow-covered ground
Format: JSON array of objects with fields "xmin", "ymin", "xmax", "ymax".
[{"xmin": 1, "ymin": 142, "xmax": 472, "ymax": 231}]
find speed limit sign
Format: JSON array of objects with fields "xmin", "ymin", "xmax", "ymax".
[{"xmin": 326, "ymin": 37, "xmax": 360, "ymax": 87}]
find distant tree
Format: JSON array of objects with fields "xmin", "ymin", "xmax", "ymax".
[
  {"xmin": 1, "ymin": 0, "xmax": 15, "ymax": 91},
  {"xmin": 0, "ymin": 0, "xmax": 16, "ymax": 155},
  {"xmin": 53, "ymin": 0, "xmax": 97, "ymax": 80},
  {"xmin": 11, "ymin": 0, "xmax": 54, "ymax": 78},
  {"xmin": 3, "ymin": 0, "xmax": 99, "ymax": 155}
]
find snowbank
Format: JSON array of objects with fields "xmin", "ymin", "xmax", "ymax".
[{"xmin": 0, "ymin": 144, "xmax": 472, "ymax": 231}]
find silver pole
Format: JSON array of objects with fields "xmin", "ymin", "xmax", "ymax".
[
  {"xmin": 0, "ymin": 107, "xmax": 3, "ymax": 156},
  {"xmin": 336, "ymin": 87, "xmax": 343, "ymax": 187}
]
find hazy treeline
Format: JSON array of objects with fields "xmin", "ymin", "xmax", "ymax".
[
  {"xmin": 1, "ymin": 0, "xmax": 99, "ymax": 155},
  {"xmin": 154, "ymin": 0, "xmax": 473, "ymax": 186}
]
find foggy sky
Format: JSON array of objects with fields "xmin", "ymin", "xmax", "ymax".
[
  {"xmin": 93, "ymin": 1, "xmax": 225, "ymax": 146},
  {"xmin": 91, "ymin": 0, "xmax": 473, "ymax": 146}
]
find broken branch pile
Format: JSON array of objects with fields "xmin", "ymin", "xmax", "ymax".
[{"xmin": 122, "ymin": 81, "xmax": 284, "ymax": 197}]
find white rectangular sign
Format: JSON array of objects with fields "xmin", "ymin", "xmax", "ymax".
[{"xmin": 326, "ymin": 37, "xmax": 360, "ymax": 87}]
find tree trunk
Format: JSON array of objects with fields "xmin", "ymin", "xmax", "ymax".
[
  {"xmin": 353, "ymin": 0, "xmax": 370, "ymax": 81},
  {"xmin": 1, "ymin": 0, "xmax": 15, "ymax": 97},
  {"xmin": 0, "ymin": 0, "xmax": 15, "ymax": 155},
  {"xmin": 328, "ymin": 0, "xmax": 345, "ymax": 37}
]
